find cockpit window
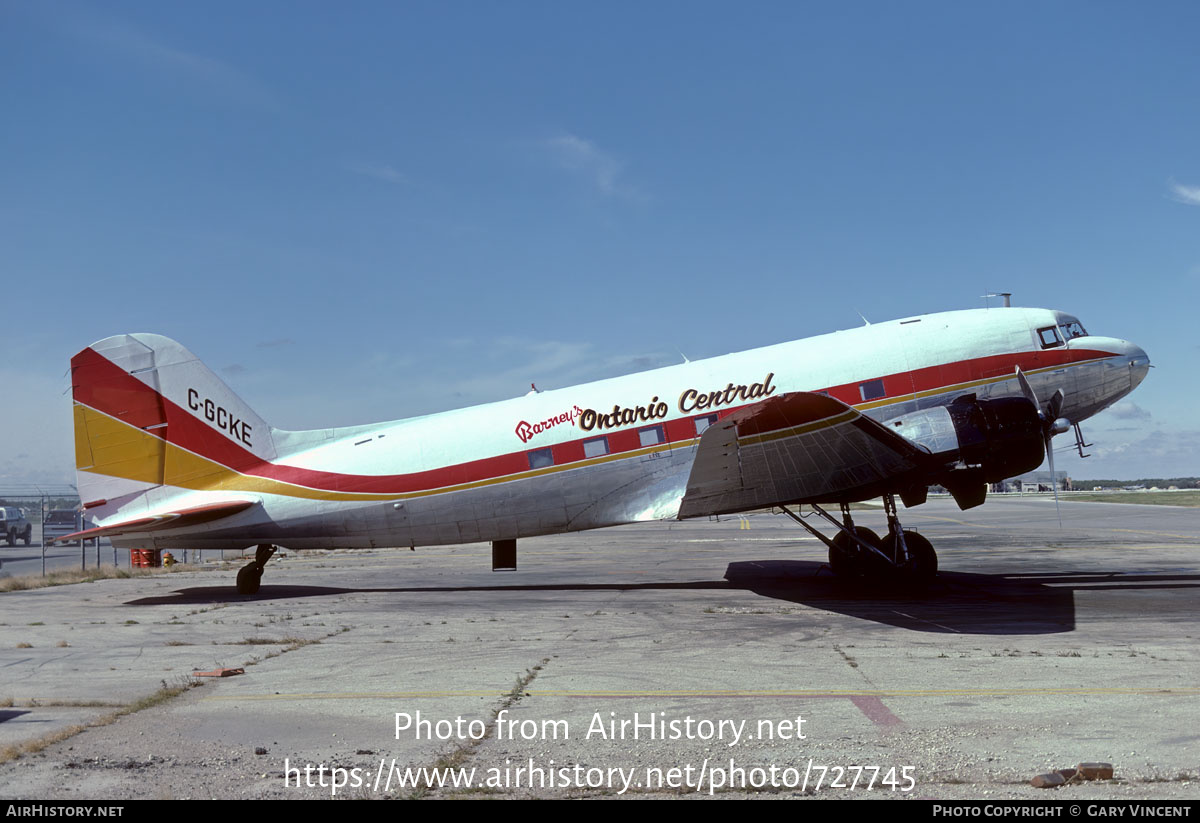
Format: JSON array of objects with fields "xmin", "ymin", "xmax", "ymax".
[
  {"xmin": 1061, "ymin": 320, "xmax": 1087, "ymax": 339},
  {"xmin": 1037, "ymin": 326, "xmax": 1063, "ymax": 349}
]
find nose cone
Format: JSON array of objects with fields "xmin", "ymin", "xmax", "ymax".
[
  {"xmin": 1060, "ymin": 336, "xmax": 1150, "ymax": 423},
  {"xmin": 1128, "ymin": 344, "xmax": 1151, "ymax": 391},
  {"xmin": 1092, "ymin": 337, "xmax": 1150, "ymax": 392}
]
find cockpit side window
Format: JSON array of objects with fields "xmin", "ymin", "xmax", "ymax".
[{"xmin": 1037, "ymin": 326, "xmax": 1063, "ymax": 349}]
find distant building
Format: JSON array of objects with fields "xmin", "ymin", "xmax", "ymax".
[
  {"xmin": 991, "ymin": 471, "xmax": 1071, "ymax": 493},
  {"xmin": 1012, "ymin": 470, "xmax": 1071, "ymax": 492}
]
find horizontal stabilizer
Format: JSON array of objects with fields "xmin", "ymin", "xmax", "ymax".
[{"xmin": 50, "ymin": 500, "xmax": 257, "ymax": 544}]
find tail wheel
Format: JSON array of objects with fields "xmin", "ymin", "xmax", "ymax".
[
  {"xmin": 886, "ymin": 530, "xmax": 937, "ymax": 586},
  {"xmin": 236, "ymin": 562, "xmax": 263, "ymax": 595},
  {"xmin": 234, "ymin": 545, "xmax": 277, "ymax": 595},
  {"xmin": 829, "ymin": 527, "xmax": 881, "ymax": 578}
]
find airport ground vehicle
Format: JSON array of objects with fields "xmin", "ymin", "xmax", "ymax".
[
  {"xmin": 1, "ymin": 507, "xmax": 32, "ymax": 546},
  {"xmin": 41, "ymin": 509, "xmax": 81, "ymax": 546}
]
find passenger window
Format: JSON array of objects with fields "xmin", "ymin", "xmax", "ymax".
[
  {"xmin": 859, "ymin": 379, "xmax": 885, "ymax": 401},
  {"xmin": 583, "ymin": 437, "xmax": 609, "ymax": 458},
  {"xmin": 527, "ymin": 448, "xmax": 553, "ymax": 469},
  {"xmin": 693, "ymin": 413, "xmax": 718, "ymax": 436},
  {"xmin": 1038, "ymin": 326, "xmax": 1063, "ymax": 348},
  {"xmin": 638, "ymin": 425, "xmax": 665, "ymax": 447}
]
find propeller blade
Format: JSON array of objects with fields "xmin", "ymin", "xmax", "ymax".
[
  {"xmin": 1046, "ymin": 431, "xmax": 1063, "ymax": 529},
  {"xmin": 1047, "ymin": 388, "xmax": 1065, "ymax": 422},
  {"xmin": 1018, "ymin": 366, "xmax": 1065, "ymax": 526},
  {"xmin": 1016, "ymin": 367, "xmax": 1039, "ymax": 409}
]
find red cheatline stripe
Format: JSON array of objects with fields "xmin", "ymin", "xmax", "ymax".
[
  {"xmin": 71, "ymin": 347, "xmax": 167, "ymax": 430},
  {"xmin": 73, "ymin": 344, "xmax": 1111, "ymax": 495},
  {"xmin": 72, "ymin": 346, "xmax": 532, "ymax": 493}
]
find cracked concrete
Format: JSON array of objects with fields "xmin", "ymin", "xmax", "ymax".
[{"xmin": 0, "ymin": 497, "xmax": 1198, "ymax": 799}]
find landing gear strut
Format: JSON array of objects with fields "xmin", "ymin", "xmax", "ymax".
[
  {"xmin": 779, "ymin": 495, "xmax": 937, "ymax": 590},
  {"xmin": 879, "ymin": 494, "xmax": 937, "ymax": 587},
  {"xmin": 827, "ymin": 504, "xmax": 881, "ymax": 579},
  {"xmin": 236, "ymin": 544, "xmax": 277, "ymax": 595}
]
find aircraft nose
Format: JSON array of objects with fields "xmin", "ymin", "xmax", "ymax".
[{"xmin": 1128, "ymin": 344, "xmax": 1151, "ymax": 391}]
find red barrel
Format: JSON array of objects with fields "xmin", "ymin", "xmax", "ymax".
[{"xmin": 130, "ymin": 549, "xmax": 161, "ymax": 568}]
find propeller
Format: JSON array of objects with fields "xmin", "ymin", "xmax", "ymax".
[{"xmin": 1016, "ymin": 367, "xmax": 1071, "ymax": 527}]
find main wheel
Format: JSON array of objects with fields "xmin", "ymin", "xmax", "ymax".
[
  {"xmin": 829, "ymin": 527, "xmax": 881, "ymax": 578},
  {"xmin": 886, "ymin": 530, "xmax": 937, "ymax": 587},
  {"xmin": 236, "ymin": 562, "xmax": 262, "ymax": 595}
]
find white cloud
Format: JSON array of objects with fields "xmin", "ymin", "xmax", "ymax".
[
  {"xmin": 1103, "ymin": 401, "xmax": 1151, "ymax": 421},
  {"xmin": 59, "ymin": 11, "xmax": 276, "ymax": 109},
  {"xmin": 543, "ymin": 133, "xmax": 641, "ymax": 198},
  {"xmin": 1168, "ymin": 179, "xmax": 1200, "ymax": 206},
  {"xmin": 259, "ymin": 335, "xmax": 674, "ymax": 430},
  {"xmin": 1061, "ymin": 428, "xmax": 1200, "ymax": 479},
  {"xmin": 346, "ymin": 164, "xmax": 408, "ymax": 185},
  {"xmin": 385, "ymin": 336, "xmax": 670, "ymax": 406}
]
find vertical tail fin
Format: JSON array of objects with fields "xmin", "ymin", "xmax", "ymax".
[{"xmin": 72, "ymin": 334, "xmax": 277, "ymax": 506}]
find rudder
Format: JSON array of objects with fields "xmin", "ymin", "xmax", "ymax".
[{"xmin": 71, "ymin": 334, "xmax": 277, "ymax": 506}]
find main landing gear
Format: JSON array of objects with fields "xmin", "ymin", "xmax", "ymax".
[
  {"xmin": 779, "ymin": 495, "xmax": 937, "ymax": 590},
  {"xmin": 236, "ymin": 544, "xmax": 277, "ymax": 595}
]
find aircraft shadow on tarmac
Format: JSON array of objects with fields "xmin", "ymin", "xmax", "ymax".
[
  {"xmin": 736, "ymin": 562, "xmax": 1200, "ymax": 633},
  {"xmin": 124, "ymin": 561, "xmax": 1200, "ymax": 635}
]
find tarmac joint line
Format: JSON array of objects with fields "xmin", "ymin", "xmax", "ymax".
[{"xmin": 402, "ymin": 656, "xmax": 552, "ymax": 799}]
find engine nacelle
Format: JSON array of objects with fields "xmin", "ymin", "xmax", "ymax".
[{"xmin": 881, "ymin": 395, "xmax": 1044, "ymax": 483}]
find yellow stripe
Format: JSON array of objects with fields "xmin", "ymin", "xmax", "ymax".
[
  {"xmin": 73, "ymin": 403, "xmax": 95, "ymax": 471},
  {"xmin": 75, "ymin": 403, "xmax": 697, "ymax": 503},
  {"xmin": 74, "ymin": 404, "xmax": 164, "ymax": 484}
]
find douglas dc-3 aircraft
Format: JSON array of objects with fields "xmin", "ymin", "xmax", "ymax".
[{"xmin": 61, "ymin": 306, "xmax": 1149, "ymax": 594}]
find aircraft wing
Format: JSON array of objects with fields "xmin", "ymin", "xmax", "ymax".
[
  {"xmin": 678, "ymin": 392, "xmax": 930, "ymax": 518},
  {"xmin": 49, "ymin": 500, "xmax": 257, "ymax": 544}
]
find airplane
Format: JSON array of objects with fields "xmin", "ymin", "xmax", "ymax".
[{"xmin": 58, "ymin": 305, "xmax": 1150, "ymax": 595}]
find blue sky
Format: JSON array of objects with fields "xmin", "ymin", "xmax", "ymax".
[{"xmin": 2, "ymin": 0, "xmax": 1198, "ymax": 486}]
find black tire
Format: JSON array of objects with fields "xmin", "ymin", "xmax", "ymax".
[
  {"xmin": 886, "ymin": 530, "xmax": 937, "ymax": 587},
  {"xmin": 21, "ymin": 526, "xmax": 32, "ymax": 546},
  {"xmin": 5, "ymin": 530, "xmax": 13, "ymax": 547},
  {"xmin": 236, "ymin": 563, "xmax": 262, "ymax": 595},
  {"xmin": 829, "ymin": 527, "xmax": 881, "ymax": 578}
]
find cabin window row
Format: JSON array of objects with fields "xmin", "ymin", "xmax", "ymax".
[
  {"xmin": 525, "ymin": 414, "xmax": 720, "ymax": 470},
  {"xmin": 528, "ymin": 381, "xmax": 904, "ymax": 471}
]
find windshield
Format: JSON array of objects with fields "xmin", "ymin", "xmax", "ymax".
[{"xmin": 1061, "ymin": 319, "xmax": 1087, "ymax": 339}]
